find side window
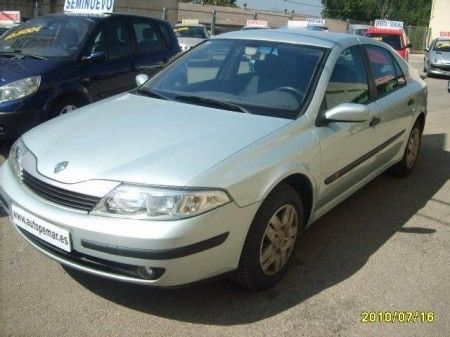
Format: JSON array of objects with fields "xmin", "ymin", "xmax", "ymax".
[
  {"xmin": 324, "ymin": 46, "xmax": 369, "ymax": 110},
  {"xmin": 91, "ymin": 18, "xmax": 132, "ymax": 60},
  {"xmin": 366, "ymin": 45, "xmax": 405, "ymax": 97},
  {"xmin": 132, "ymin": 19, "xmax": 165, "ymax": 54},
  {"xmin": 158, "ymin": 22, "xmax": 173, "ymax": 47}
]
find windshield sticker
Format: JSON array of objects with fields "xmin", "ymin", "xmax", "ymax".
[
  {"xmin": 372, "ymin": 36, "xmax": 383, "ymax": 42},
  {"xmin": 174, "ymin": 27, "xmax": 189, "ymax": 32},
  {"xmin": 375, "ymin": 74, "xmax": 395, "ymax": 86},
  {"xmin": 4, "ymin": 26, "xmax": 43, "ymax": 41}
]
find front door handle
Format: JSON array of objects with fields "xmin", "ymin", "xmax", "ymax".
[
  {"xmin": 369, "ymin": 116, "xmax": 381, "ymax": 127},
  {"xmin": 408, "ymin": 97, "xmax": 416, "ymax": 106}
]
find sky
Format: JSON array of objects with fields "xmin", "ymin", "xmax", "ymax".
[{"xmin": 236, "ymin": 0, "xmax": 323, "ymax": 17}]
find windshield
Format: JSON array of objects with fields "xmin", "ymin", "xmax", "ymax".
[
  {"xmin": 433, "ymin": 40, "xmax": 450, "ymax": 52},
  {"xmin": 144, "ymin": 39, "xmax": 326, "ymax": 119},
  {"xmin": 367, "ymin": 33, "xmax": 402, "ymax": 50},
  {"xmin": 174, "ymin": 26, "xmax": 207, "ymax": 39},
  {"xmin": 0, "ymin": 16, "xmax": 92, "ymax": 58}
]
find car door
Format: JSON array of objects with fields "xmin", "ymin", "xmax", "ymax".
[
  {"xmin": 129, "ymin": 17, "xmax": 171, "ymax": 79},
  {"xmin": 81, "ymin": 17, "xmax": 136, "ymax": 100},
  {"xmin": 313, "ymin": 45, "xmax": 386, "ymax": 209},
  {"xmin": 364, "ymin": 44, "xmax": 414, "ymax": 169}
]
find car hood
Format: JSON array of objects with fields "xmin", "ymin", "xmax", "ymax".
[
  {"xmin": 23, "ymin": 93, "xmax": 291, "ymax": 186},
  {"xmin": 177, "ymin": 37, "xmax": 205, "ymax": 47},
  {"xmin": 0, "ymin": 56, "xmax": 67, "ymax": 84},
  {"xmin": 430, "ymin": 50, "xmax": 450, "ymax": 62}
]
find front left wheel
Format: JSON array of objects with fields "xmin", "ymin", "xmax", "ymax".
[{"xmin": 234, "ymin": 184, "xmax": 304, "ymax": 290}]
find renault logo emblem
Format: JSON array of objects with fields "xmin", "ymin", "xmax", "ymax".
[{"xmin": 54, "ymin": 161, "xmax": 69, "ymax": 174}]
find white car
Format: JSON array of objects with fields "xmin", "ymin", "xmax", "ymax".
[{"xmin": 0, "ymin": 29, "xmax": 427, "ymax": 290}]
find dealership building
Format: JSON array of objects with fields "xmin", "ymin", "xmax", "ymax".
[{"xmin": 429, "ymin": 0, "xmax": 450, "ymax": 40}]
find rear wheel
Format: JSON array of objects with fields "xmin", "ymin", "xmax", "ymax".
[
  {"xmin": 387, "ymin": 121, "xmax": 422, "ymax": 177},
  {"xmin": 234, "ymin": 184, "xmax": 304, "ymax": 290}
]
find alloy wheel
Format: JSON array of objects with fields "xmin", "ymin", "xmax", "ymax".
[
  {"xmin": 259, "ymin": 204, "xmax": 298, "ymax": 275},
  {"xmin": 405, "ymin": 127, "xmax": 420, "ymax": 169}
]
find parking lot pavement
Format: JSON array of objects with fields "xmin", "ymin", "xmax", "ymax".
[{"xmin": 0, "ymin": 54, "xmax": 449, "ymax": 337}]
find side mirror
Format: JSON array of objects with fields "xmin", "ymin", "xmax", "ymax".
[
  {"xmin": 82, "ymin": 51, "xmax": 107, "ymax": 63},
  {"xmin": 406, "ymin": 43, "xmax": 413, "ymax": 48},
  {"xmin": 136, "ymin": 74, "xmax": 149, "ymax": 87},
  {"xmin": 324, "ymin": 103, "xmax": 369, "ymax": 123}
]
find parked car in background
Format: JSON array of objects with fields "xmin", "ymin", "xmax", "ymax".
[
  {"xmin": 174, "ymin": 22, "xmax": 209, "ymax": 52},
  {"xmin": 0, "ymin": 23, "xmax": 19, "ymax": 36},
  {"xmin": 0, "ymin": 12, "xmax": 180, "ymax": 142},
  {"xmin": 424, "ymin": 38, "xmax": 450, "ymax": 77},
  {"xmin": 365, "ymin": 27, "xmax": 411, "ymax": 60},
  {"xmin": 347, "ymin": 24, "xmax": 371, "ymax": 36},
  {"xmin": 0, "ymin": 30, "xmax": 427, "ymax": 290}
]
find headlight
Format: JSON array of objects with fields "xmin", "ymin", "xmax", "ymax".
[
  {"xmin": 91, "ymin": 184, "xmax": 231, "ymax": 220},
  {"xmin": 0, "ymin": 76, "xmax": 41, "ymax": 104},
  {"xmin": 9, "ymin": 137, "xmax": 29, "ymax": 181}
]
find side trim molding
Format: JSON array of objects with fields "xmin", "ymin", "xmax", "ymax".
[
  {"xmin": 325, "ymin": 129, "xmax": 406, "ymax": 185},
  {"xmin": 81, "ymin": 232, "xmax": 229, "ymax": 260}
]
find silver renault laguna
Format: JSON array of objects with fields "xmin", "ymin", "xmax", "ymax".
[{"xmin": 0, "ymin": 29, "xmax": 427, "ymax": 289}]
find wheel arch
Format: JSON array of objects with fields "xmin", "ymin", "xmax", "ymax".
[
  {"xmin": 260, "ymin": 169, "xmax": 317, "ymax": 226},
  {"xmin": 43, "ymin": 85, "xmax": 91, "ymax": 120}
]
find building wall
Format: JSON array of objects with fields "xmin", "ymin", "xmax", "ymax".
[{"xmin": 429, "ymin": 0, "xmax": 450, "ymax": 40}]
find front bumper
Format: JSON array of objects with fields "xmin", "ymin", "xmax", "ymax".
[
  {"xmin": 0, "ymin": 99, "xmax": 41, "ymax": 141},
  {"xmin": 428, "ymin": 64, "xmax": 450, "ymax": 76},
  {"xmin": 0, "ymin": 162, "xmax": 260, "ymax": 286}
]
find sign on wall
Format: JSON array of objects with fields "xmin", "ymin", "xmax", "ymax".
[
  {"xmin": 374, "ymin": 19, "xmax": 404, "ymax": 29},
  {"xmin": 63, "ymin": 0, "xmax": 115, "ymax": 14},
  {"xmin": 440, "ymin": 31, "xmax": 450, "ymax": 38},
  {"xmin": 287, "ymin": 20, "xmax": 308, "ymax": 28},
  {"xmin": 307, "ymin": 18, "xmax": 326, "ymax": 25},
  {"xmin": 246, "ymin": 20, "xmax": 268, "ymax": 28},
  {"xmin": 0, "ymin": 11, "xmax": 21, "ymax": 23}
]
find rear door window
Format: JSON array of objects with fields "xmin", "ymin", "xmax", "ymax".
[
  {"xmin": 366, "ymin": 45, "xmax": 405, "ymax": 97},
  {"xmin": 131, "ymin": 18, "xmax": 166, "ymax": 54}
]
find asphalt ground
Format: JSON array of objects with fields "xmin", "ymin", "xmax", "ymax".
[{"xmin": 0, "ymin": 54, "xmax": 449, "ymax": 337}]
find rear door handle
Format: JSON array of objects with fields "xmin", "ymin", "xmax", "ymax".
[
  {"xmin": 369, "ymin": 116, "xmax": 381, "ymax": 127},
  {"xmin": 408, "ymin": 97, "xmax": 416, "ymax": 106}
]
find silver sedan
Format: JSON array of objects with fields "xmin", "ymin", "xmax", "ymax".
[{"xmin": 0, "ymin": 29, "xmax": 427, "ymax": 289}]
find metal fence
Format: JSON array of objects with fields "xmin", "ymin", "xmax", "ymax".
[{"xmin": 406, "ymin": 25, "xmax": 431, "ymax": 53}]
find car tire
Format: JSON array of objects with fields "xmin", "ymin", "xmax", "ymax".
[
  {"xmin": 48, "ymin": 96, "xmax": 84, "ymax": 120},
  {"xmin": 234, "ymin": 184, "xmax": 304, "ymax": 290},
  {"xmin": 387, "ymin": 120, "xmax": 423, "ymax": 177}
]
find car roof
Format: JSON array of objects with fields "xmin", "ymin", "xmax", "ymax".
[
  {"xmin": 366, "ymin": 27, "xmax": 403, "ymax": 35},
  {"xmin": 213, "ymin": 29, "xmax": 358, "ymax": 49},
  {"xmin": 175, "ymin": 23, "xmax": 205, "ymax": 27}
]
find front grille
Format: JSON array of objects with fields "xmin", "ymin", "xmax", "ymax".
[{"xmin": 22, "ymin": 171, "xmax": 101, "ymax": 212}]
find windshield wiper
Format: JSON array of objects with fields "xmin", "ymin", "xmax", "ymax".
[
  {"xmin": 0, "ymin": 49, "xmax": 47, "ymax": 60},
  {"xmin": 175, "ymin": 95, "xmax": 248, "ymax": 113},
  {"xmin": 136, "ymin": 87, "xmax": 168, "ymax": 100}
]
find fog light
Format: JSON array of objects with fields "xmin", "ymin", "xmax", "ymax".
[{"xmin": 136, "ymin": 266, "xmax": 165, "ymax": 280}]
